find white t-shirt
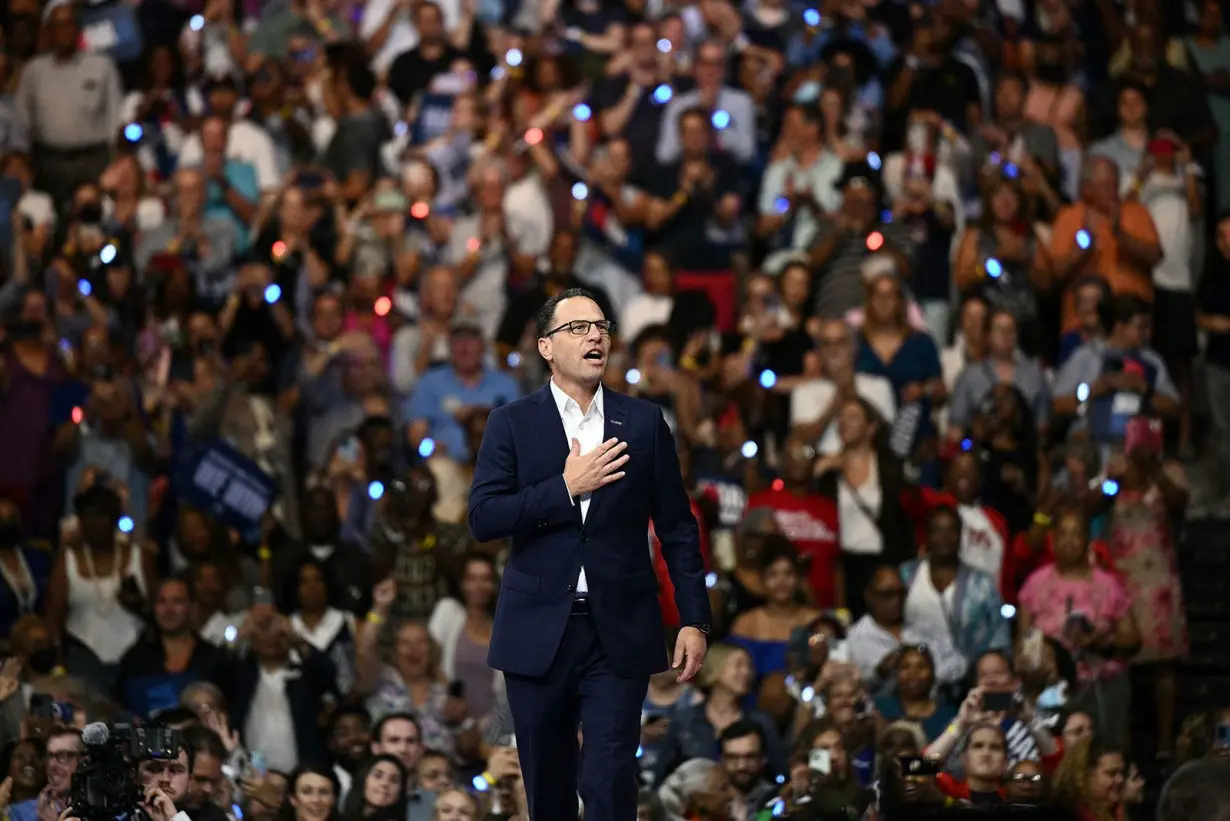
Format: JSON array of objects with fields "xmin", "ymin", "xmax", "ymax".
[
  {"xmin": 903, "ymin": 561, "xmax": 967, "ymax": 680},
  {"xmin": 619, "ymin": 294, "xmax": 673, "ymax": 344},
  {"xmin": 244, "ymin": 666, "xmax": 298, "ymax": 773},
  {"xmin": 837, "ymin": 460, "xmax": 883, "ymax": 555},
  {"xmin": 957, "ymin": 504, "xmax": 1005, "ymax": 583},
  {"xmin": 1141, "ymin": 172, "xmax": 1194, "ymax": 293},
  {"xmin": 177, "ymin": 120, "xmax": 280, "ymax": 191},
  {"xmin": 790, "ymin": 375, "xmax": 897, "ymax": 454}
]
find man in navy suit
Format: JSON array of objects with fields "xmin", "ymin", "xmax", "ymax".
[{"xmin": 469, "ymin": 287, "xmax": 710, "ymax": 821}]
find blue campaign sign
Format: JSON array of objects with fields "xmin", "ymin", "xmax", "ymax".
[
  {"xmin": 174, "ymin": 440, "xmax": 278, "ymax": 539},
  {"xmin": 79, "ymin": 1, "xmax": 145, "ymax": 64}
]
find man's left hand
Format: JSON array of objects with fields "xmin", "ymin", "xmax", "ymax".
[{"xmin": 672, "ymin": 626, "xmax": 708, "ymax": 683}]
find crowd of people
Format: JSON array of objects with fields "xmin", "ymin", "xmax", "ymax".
[{"xmin": 0, "ymin": 0, "xmax": 1228, "ymax": 817}]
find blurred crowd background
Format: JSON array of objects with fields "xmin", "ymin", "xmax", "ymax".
[{"xmin": 1, "ymin": 0, "xmax": 1230, "ymax": 817}]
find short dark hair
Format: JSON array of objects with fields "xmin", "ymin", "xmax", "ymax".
[
  {"xmin": 756, "ymin": 534, "xmax": 799, "ymax": 574},
  {"xmin": 373, "ymin": 712, "xmax": 421, "ymax": 744},
  {"xmin": 719, "ymin": 719, "xmax": 766, "ymax": 753},
  {"xmin": 180, "ymin": 725, "xmax": 228, "ymax": 762},
  {"xmin": 535, "ymin": 287, "xmax": 601, "ymax": 339},
  {"xmin": 1101, "ymin": 293, "xmax": 1151, "ymax": 335},
  {"xmin": 1159, "ymin": 759, "xmax": 1230, "ymax": 821}
]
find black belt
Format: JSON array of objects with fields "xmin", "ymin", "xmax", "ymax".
[
  {"xmin": 34, "ymin": 142, "xmax": 109, "ymax": 159},
  {"xmin": 570, "ymin": 596, "xmax": 592, "ymax": 616}
]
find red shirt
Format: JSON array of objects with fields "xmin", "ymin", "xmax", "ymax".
[
  {"xmin": 651, "ymin": 498, "xmax": 711, "ymax": 627},
  {"xmin": 746, "ymin": 487, "xmax": 841, "ymax": 607}
]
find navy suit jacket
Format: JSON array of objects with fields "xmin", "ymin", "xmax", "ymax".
[{"xmin": 469, "ymin": 383, "xmax": 710, "ymax": 679}]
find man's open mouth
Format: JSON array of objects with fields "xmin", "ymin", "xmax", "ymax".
[{"xmin": 584, "ymin": 350, "xmax": 605, "ymax": 362}]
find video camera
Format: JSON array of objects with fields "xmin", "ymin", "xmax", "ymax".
[{"xmin": 71, "ymin": 722, "xmax": 182, "ymax": 821}]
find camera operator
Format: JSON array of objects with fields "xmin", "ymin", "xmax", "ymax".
[{"xmin": 136, "ymin": 743, "xmax": 228, "ymax": 821}]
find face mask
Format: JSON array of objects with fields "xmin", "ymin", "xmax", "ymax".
[
  {"xmin": 1036, "ymin": 681, "xmax": 1068, "ymax": 709},
  {"xmin": 0, "ymin": 519, "xmax": 20, "ymax": 550},
  {"xmin": 793, "ymin": 80, "xmax": 822, "ymax": 104},
  {"xmin": 27, "ymin": 646, "xmax": 58, "ymax": 676},
  {"xmin": 7, "ymin": 321, "xmax": 43, "ymax": 342},
  {"xmin": 1035, "ymin": 63, "xmax": 1068, "ymax": 84}
]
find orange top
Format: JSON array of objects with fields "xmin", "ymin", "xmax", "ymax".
[{"xmin": 1049, "ymin": 201, "xmax": 1159, "ymax": 332}]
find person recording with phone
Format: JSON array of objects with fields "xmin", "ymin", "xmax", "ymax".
[
  {"xmin": 135, "ymin": 744, "xmax": 230, "ymax": 821},
  {"xmin": 923, "ymin": 685, "xmax": 1063, "ymax": 802}
]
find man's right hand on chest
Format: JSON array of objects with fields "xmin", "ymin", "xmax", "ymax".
[{"xmin": 562, "ymin": 437, "xmax": 629, "ymax": 498}]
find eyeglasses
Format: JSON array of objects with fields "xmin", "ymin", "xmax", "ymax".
[
  {"xmin": 48, "ymin": 751, "xmax": 80, "ymax": 764},
  {"xmin": 1010, "ymin": 773, "xmax": 1043, "ymax": 783},
  {"xmin": 545, "ymin": 319, "xmax": 615, "ymax": 337}
]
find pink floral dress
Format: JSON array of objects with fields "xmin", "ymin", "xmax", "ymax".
[
  {"xmin": 1018, "ymin": 565, "xmax": 1132, "ymax": 685},
  {"xmin": 1108, "ymin": 485, "xmax": 1189, "ymax": 663}
]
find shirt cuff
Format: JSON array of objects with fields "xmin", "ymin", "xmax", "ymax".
[
  {"xmin": 173, "ymin": 812, "xmax": 192, "ymax": 821},
  {"xmin": 563, "ymin": 474, "xmax": 575, "ymax": 505}
]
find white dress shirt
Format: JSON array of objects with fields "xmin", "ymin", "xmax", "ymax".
[
  {"xmin": 243, "ymin": 667, "xmax": 298, "ymax": 773},
  {"xmin": 551, "ymin": 379, "xmax": 605, "ymax": 595}
]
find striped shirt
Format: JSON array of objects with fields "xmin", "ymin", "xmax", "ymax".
[{"xmin": 811, "ymin": 219, "xmax": 916, "ymax": 319}]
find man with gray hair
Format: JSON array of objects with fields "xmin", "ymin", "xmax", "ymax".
[{"xmin": 1158, "ymin": 759, "xmax": 1230, "ymax": 821}]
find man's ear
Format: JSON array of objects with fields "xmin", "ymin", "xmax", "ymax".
[{"xmin": 537, "ymin": 337, "xmax": 551, "ymax": 362}]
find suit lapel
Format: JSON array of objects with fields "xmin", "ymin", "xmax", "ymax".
[
  {"xmin": 583, "ymin": 388, "xmax": 626, "ymax": 529},
  {"xmin": 533, "ymin": 383, "xmax": 581, "ymax": 524}
]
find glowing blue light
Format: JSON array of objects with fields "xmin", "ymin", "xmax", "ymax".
[
  {"xmin": 117, "ymin": 516, "xmax": 134, "ymax": 534},
  {"xmin": 626, "ymin": 368, "xmax": 642, "ymax": 385},
  {"xmin": 881, "ymin": 209, "xmax": 893, "ymax": 224},
  {"xmin": 961, "ymin": 438, "xmax": 973, "ymax": 452},
  {"xmin": 263, "ymin": 284, "xmax": 281, "ymax": 304},
  {"xmin": 741, "ymin": 440, "xmax": 759, "ymax": 459},
  {"xmin": 776, "ymin": 775, "xmax": 786, "ymax": 785},
  {"xmin": 471, "ymin": 775, "xmax": 489, "ymax": 792},
  {"xmin": 394, "ymin": 121, "xmax": 407, "ymax": 137},
  {"xmin": 989, "ymin": 151, "xmax": 1002, "ymax": 166},
  {"xmin": 636, "ymin": 745, "xmax": 644, "ymax": 759},
  {"xmin": 801, "ymin": 685, "xmax": 815, "ymax": 702},
  {"xmin": 572, "ymin": 182, "xmax": 589, "ymax": 200},
  {"xmin": 1003, "ymin": 162, "xmax": 1019, "ymax": 179},
  {"xmin": 772, "ymin": 797, "xmax": 787, "ymax": 817},
  {"xmin": 490, "ymin": 66, "xmax": 505, "ymax": 81},
  {"xmin": 78, "ymin": 279, "xmax": 92, "ymax": 297},
  {"xmin": 1102, "ymin": 479, "xmax": 1120, "ymax": 496},
  {"xmin": 1076, "ymin": 229, "xmax": 1092, "ymax": 250},
  {"xmin": 803, "ymin": 7, "xmax": 821, "ymax": 25},
  {"xmin": 124, "ymin": 123, "xmax": 143, "ymax": 143},
  {"xmin": 59, "ymin": 339, "xmax": 71, "ymax": 352},
  {"xmin": 506, "ymin": 352, "xmax": 522, "ymax": 368},
  {"xmin": 223, "ymin": 625, "xmax": 238, "ymax": 643},
  {"xmin": 774, "ymin": 196, "xmax": 790, "ymax": 214},
  {"xmin": 1001, "ymin": 603, "xmax": 1017, "ymax": 619},
  {"xmin": 711, "ymin": 109, "xmax": 731, "ymax": 130},
  {"xmin": 231, "ymin": 805, "xmax": 243, "ymax": 820},
  {"xmin": 985, "ymin": 257, "xmax": 1003, "ymax": 279},
  {"xmin": 866, "ymin": 151, "xmax": 881, "ymax": 170},
  {"xmin": 418, "ymin": 437, "xmax": 436, "ymax": 458},
  {"xmin": 759, "ymin": 369, "xmax": 777, "ymax": 389},
  {"xmin": 653, "ymin": 84, "xmax": 673, "ymax": 104},
  {"xmin": 572, "ymin": 103, "xmax": 592, "ymax": 122},
  {"xmin": 657, "ymin": 38, "xmax": 672, "ymax": 53},
  {"xmin": 190, "ymin": 14, "xmax": 204, "ymax": 30},
  {"xmin": 1077, "ymin": 382, "xmax": 1091, "ymax": 403},
  {"xmin": 705, "ymin": 571, "xmax": 718, "ymax": 589},
  {"xmin": 368, "ymin": 481, "xmax": 385, "ymax": 501},
  {"xmin": 506, "ymin": 48, "xmax": 523, "ymax": 67},
  {"xmin": 99, "ymin": 243, "xmax": 117, "ymax": 265}
]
